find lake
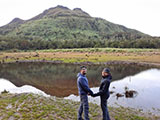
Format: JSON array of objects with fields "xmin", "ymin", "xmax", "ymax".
[{"xmin": 0, "ymin": 62, "xmax": 160, "ymax": 114}]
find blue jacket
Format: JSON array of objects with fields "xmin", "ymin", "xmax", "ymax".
[
  {"xmin": 94, "ymin": 75, "xmax": 112, "ymax": 99},
  {"xmin": 77, "ymin": 73, "xmax": 93, "ymax": 95}
]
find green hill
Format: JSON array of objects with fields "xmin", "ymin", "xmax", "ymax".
[
  {"xmin": 0, "ymin": 5, "xmax": 146, "ymax": 39},
  {"xmin": 0, "ymin": 5, "xmax": 159, "ymax": 50}
]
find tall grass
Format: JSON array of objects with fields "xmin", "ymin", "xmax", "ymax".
[{"xmin": 36, "ymin": 48, "xmax": 160, "ymax": 53}]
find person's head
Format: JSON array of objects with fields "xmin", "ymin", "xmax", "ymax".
[
  {"xmin": 102, "ymin": 68, "xmax": 110, "ymax": 77},
  {"xmin": 80, "ymin": 66, "xmax": 87, "ymax": 75}
]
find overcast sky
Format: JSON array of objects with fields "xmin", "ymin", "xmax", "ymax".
[{"xmin": 0, "ymin": 0, "xmax": 160, "ymax": 36}]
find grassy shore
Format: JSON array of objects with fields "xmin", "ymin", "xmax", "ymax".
[
  {"xmin": 0, "ymin": 93, "xmax": 160, "ymax": 120},
  {"xmin": 0, "ymin": 48, "xmax": 160, "ymax": 65}
]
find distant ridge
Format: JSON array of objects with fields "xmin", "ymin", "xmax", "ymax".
[
  {"xmin": 0, "ymin": 5, "xmax": 147, "ymax": 39},
  {"xmin": 9, "ymin": 18, "xmax": 24, "ymax": 24},
  {"xmin": 1, "ymin": 5, "xmax": 159, "ymax": 50}
]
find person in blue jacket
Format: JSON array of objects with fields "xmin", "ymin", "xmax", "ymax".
[
  {"xmin": 92, "ymin": 68, "xmax": 112, "ymax": 120},
  {"xmin": 77, "ymin": 66, "xmax": 93, "ymax": 120}
]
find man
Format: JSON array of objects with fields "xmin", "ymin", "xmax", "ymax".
[
  {"xmin": 77, "ymin": 66, "xmax": 93, "ymax": 120},
  {"xmin": 92, "ymin": 68, "xmax": 112, "ymax": 120}
]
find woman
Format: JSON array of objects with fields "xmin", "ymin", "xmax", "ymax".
[{"xmin": 92, "ymin": 68, "xmax": 112, "ymax": 120}]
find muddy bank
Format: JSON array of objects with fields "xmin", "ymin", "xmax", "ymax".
[{"xmin": 1, "ymin": 59, "xmax": 160, "ymax": 68}]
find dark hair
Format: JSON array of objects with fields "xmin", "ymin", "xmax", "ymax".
[
  {"xmin": 80, "ymin": 66, "xmax": 87, "ymax": 70},
  {"xmin": 103, "ymin": 68, "xmax": 112, "ymax": 79},
  {"xmin": 103, "ymin": 68, "xmax": 110, "ymax": 73}
]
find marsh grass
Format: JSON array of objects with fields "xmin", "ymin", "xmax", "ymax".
[
  {"xmin": 0, "ymin": 93, "xmax": 159, "ymax": 120},
  {"xmin": 36, "ymin": 48, "xmax": 160, "ymax": 53}
]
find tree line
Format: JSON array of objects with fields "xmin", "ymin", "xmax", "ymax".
[{"xmin": 0, "ymin": 36, "xmax": 160, "ymax": 51}]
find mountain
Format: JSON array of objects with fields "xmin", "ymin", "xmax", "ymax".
[
  {"xmin": 0, "ymin": 18, "xmax": 24, "ymax": 35},
  {"xmin": 0, "ymin": 5, "xmax": 147, "ymax": 40},
  {"xmin": 1, "ymin": 5, "xmax": 159, "ymax": 50}
]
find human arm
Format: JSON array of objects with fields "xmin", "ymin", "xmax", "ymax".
[
  {"xmin": 79, "ymin": 78, "xmax": 93, "ymax": 95},
  {"xmin": 92, "ymin": 80, "xmax": 110, "ymax": 97}
]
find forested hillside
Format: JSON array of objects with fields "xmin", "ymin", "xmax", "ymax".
[{"xmin": 0, "ymin": 5, "xmax": 159, "ymax": 50}]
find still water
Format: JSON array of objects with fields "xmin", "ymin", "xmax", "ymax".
[{"xmin": 0, "ymin": 62, "xmax": 160, "ymax": 114}]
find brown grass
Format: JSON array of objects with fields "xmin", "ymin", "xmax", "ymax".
[{"xmin": 0, "ymin": 50, "xmax": 160, "ymax": 65}]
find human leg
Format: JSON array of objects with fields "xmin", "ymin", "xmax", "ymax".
[
  {"xmin": 78, "ymin": 95, "xmax": 84, "ymax": 120},
  {"xmin": 100, "ymin": 97, "xmax": 110, "ymax": 120},
  {"xmin": 82, "ymin": 95, "xmax": 89, "ymax": 120}
]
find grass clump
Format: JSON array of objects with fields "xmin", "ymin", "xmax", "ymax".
[{"xmin": 0, "ymin": 93, "xmax": 159, "ymax": 120}]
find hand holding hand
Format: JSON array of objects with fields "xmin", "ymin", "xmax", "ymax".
[
  {"xmin": 88, "ymin": 92, "xmax": 93, "ymax": 96},
  {"xmin": 91, "ymin": 94, "xmax": 97, "ymax": 97}
]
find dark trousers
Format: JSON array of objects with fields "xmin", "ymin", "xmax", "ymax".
[
  {"xmin": 100, "ymin": 96, "xmax": 110, "ymax": 120},
  {"xmin": 78, "ymin": 95, "xmax": 89, "ymax": 120}
]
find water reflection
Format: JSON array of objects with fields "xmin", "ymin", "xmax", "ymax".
[
  {"xmin": 0, "ymin": 63, "xmax": 160, "ymax": 114},
  {"xmin": 114, "ymin": 87, "xmax": 138, "ymax": 99},
  {"xmin": 0, "ymin": 62, "xmax": 151, "ymax": 97},
  {"xmin": 109, "ymin": 69, "xmax": 160, "ymax": 108},
  {"xmin": 0, "ymin": 78, "xmax": 49, "ymax": 97}
]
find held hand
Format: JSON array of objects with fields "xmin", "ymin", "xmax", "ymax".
[
  {"xmin": 88, "ymin": 92, "xmax": 93, "ymax": 96},
  {"xmin": 91, "ymin": 94, "xmax": 97, "ymax": 97}
]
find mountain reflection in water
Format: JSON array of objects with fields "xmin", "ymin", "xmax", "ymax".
[
  {"xmin": 1, "ymin": 62, "xmax": 160, "ymax": 114},
  {"xmin": 0, "ymin": 62, "xmax": 157, "ymax": 97}
]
